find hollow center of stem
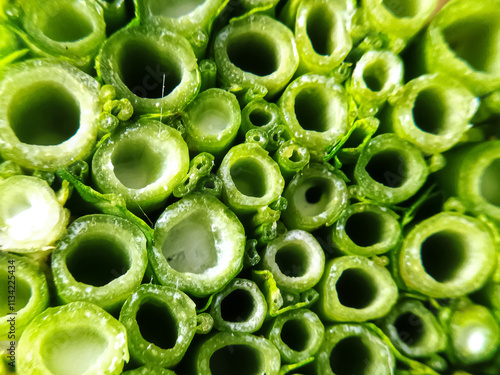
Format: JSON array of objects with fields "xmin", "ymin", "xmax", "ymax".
[
  {"xmin": 220, "ymin": 288, "xmax": 254, "ymax": 323},
  {"xmin": 136, "ymin": 300, "xmax": 178, "ymax": 349},
  {"xmin": 412, "ymin": 88, "xmax": 447, "ymax": 135},
  {"xmin": 295, "ymin": 177, "xmax": 334, "ymax": 217},
  {"xmin": 275, "ymin": 244, "xmax": 308, "ymax": 277},
  {"xmin": 294, "ymin": 87, "xmax": 333, "ymax": 132},
  {"xmin": 382, "ymin": 0, "xmax": 418, "ymax": 18},
  {"xmin": 365, "ymin": 150, "xmax": 407, "ymax": 188},
  {"xmin": 345, "ymin": 211, "xmax": 385, "ymax": 247},
  {"xmin": 147, "ymin": 0, "xmax": 205, "ymax": 18},
  {"xmin": 336, "ymin": 268, "xmax": 377, "ymax": 309},
  {"xmin": 306, "ymin": 4, "xmax": 336, "ymax": 56},
  {"xmin": 281, "ymin": 319, "xmax": 311, "ymax": 352},
  {"xmin": 112, "ymin": 139, "xmax": 164, "ymax": 189},
  {"xmin": 41, "ymin": 328, "xmax": 108, "ymax": 375},
  {"xmin": 227, "ymin": 34, "xmax": 278, "ymax": 76},
  {"xmin": 421, "ymin": 231, "xmax": 466, "ymax": 283},
  {"xmin": 189, "ymin": 98, "xmax": 233, "ymax": 136},
  {"xmin": 480, "ymin": 158, "xmax": 500, "ymax": 206},
  {"xmin": 162, "ymin": 212, "xmax": 217, "ymax": 274},
  {"xmin": 249, "ymin": 108, "xmax": 272, "ymax": 127},
  {"xmin": 8, "ymin": 82, "xmax": 80, "ymax": 146},
  {"xmin": 289, "ymin": 149, "xmax": 302, "ymax": 163},
  {"xmin": 210, "ymin": 345, "xmax": 262, "ymax": 375},
  {"xmin": 230, "ymin": 158, "xmax": 267, "ymax": 198},
  {"xmin": 443, "ymin": 14, "xmax": 500, "ymax": 75},
  {"xmin": 118, "ymin": 39, "xmax": 182, "ymax": 99},
  {"xmin": 0, "ymin": 273, "xmax": 31, "ymax": 316},
  {"xmin": 362, "ymin": 61, "xmax": 388, "ymax": 92},
  {"xmin": 66, "ymin": 237, "xmax": 130, "ymax": 287},
  {"xmin": 394, "ymin": 312, "xmax": 425, "ymax": 346},
  {"xmin": 330, "ymin": 336, "xmax": 371, "ymax": 375},
  {"xmin": 41, "ymin": 5, "xmax": 94, "ymax": 42}
]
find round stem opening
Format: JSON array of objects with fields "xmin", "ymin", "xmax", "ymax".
[
  {"xmin": 210, "ymin": 345, "xmax": 261, "ymax": 375},
  {"xmin": 8, "ymin": 82, "xmax": 80, "ymax": 146},
  {"xmin": 336, "ymin": 268, "xmax": 377, "ymax": 309},
  {"xmin": 480, "ymin": 158, "xmax": 500, "ymax": 206},
  {"xmin": 362, "ymin": 61, "xmax": 388, "ymax": 92},
  {"xmin": 162, "ymin": 213, "xmax": 218, "ymax": 274},
  {"xmin": 330, "ymin": 336, "xmax": 371, "ymax": 375},
  {"xmin": 220, "ymin": 289, "xmax": 255, "ymax": 323},
  {"xmin": 41, "ymin": 5, "xmax": 94, "ymax": 42},
  {"xmin": 227, "ymin": 34, "xmax": 278, "ymax": 76},
  {"xmin": 249, "ymin": 108, "xmax": 272, "ymax": 127},
  {"xmin": 394, "ymin": 312, "xmax": 425, "ymax": 347},
  {"xmin": 294, "ymin": 88, "xmax": 331, "ymax": 132},
  {"xmin": 118, "ymin": 40, "xmax": 182, "ymax": 99},
  {"xmin": 421, "ymin": 231, "xmax": 466, "ymax": 283},
  {"xmin": 191, "ymin": 100, "xmax": 233, "ymax": 135},
  {"xmin": 306, "ymin": 4, "xmax": 336, "ymax": 56},
  {"xmin": 230, "ymin": 159, "xmax": 267, "ymax": 198},
  {"xmin": 136, "ymin": 300, "xmax": 178, "ymax": 349},
  {"xmin": 281, "ymin": 319, "xmax": 310, "ymax": 352},
  {"xmin": 275, "ymin": 245, "xmax": 308, "ymax": 277},
  {"xmin": 412, "ymin": 88, "xmax": 447, "ymax": 135},
  {"xmin": 66, "ymin": 238, "xmax": 130, "ymax": 287},
  {"xmin": 365, "ymin": 150, "xmax": 407, "ymax": 188},
  {"xmin": 111, "ymin": 140, "xmax": 164, "ymax": 189},
  {"xmin": 345, "ymin": 212, "xmax": 385, "ymax": 247}
]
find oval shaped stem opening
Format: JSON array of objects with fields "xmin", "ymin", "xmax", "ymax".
[
  {"xmin": 345, "ymin": 212, "xmax": 384, "ymax": 247},
  {"xmin": 306, "ymin": 4, "xmax": 335, "ymax": 56},
  {"xmin": 412, "ymin": 88, "xmax": 446, "ymax": 135},
  {"xmin": 394, "ymin": 312, "xmax": 425, "ymax": 347},
  {"xmin": 136, "ymin": 300, "xmax": 178, "ymax": 349},
  {"xmin": 41, "ymin": 5, "xmax": 94, "ymax": 42},
  {"xmin": 210, "ymin": 345, "xmax": 261, "ymax": 375},
  {"xmin": 330, "ymin": 336, "xmax": 371, "ymax": 375},
  {"xmin": 220, "ymin": 289, "xmax": 255, "ymax": 323},
  {"xmin": 365, "ymin": 150, "xmax": 407, "ymax": 188},
  {"xmin": 336, "ymin": 268, "xmax": 377, "ymax": 309},
  {"xmin": 281, "ymin": 319, "xmax": 310, "ymax": 352},
  {"xmin": 230, "ymin": 159, "xmax": 267, "ymax": 198},
  {"xmin": 275, "ymin": 245, "xmax": 308, "ymax": 277},
  {"xmin": 227, "ymin": 34, "xmax": 278, "ymax": 77}
]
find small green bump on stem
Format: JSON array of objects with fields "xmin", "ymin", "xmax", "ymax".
[
  {"xmin": 119, "ymin": 284, "xmax": 198, "ymax": 368},
  {"xmin": 354, "ymin": 133, "xmax": 429, "ymax": 205},
  {"xmin": 199, "ymin": 59, "xmax": 217, "ymax": 92},
  {"xmin": 399, "ymin": 212, "xmax": 496, "ymax": 298},
  {"xmin": 380, "ymin": 299, "xmax": 446, "ymax": 358},
  {"xmin": 52, "ymin": 214, "xmax": 148, "ymax": 312},
  {"xmin": 0, "ymin": 175, "xmax": 69, "ymax": 252},
  {"xmin": 196, "ymin": 313, "xmax": 214, "ymax": 335},
  {"xmin": 17, "ymin": 301, "xmax": 129, "ymax": 375},
  {"xmin": 214, "ymin": 13, "xmax": 299, "ymax": 99},
  {"xmin": 195, "ymin": 332, "xmax": 281, "ymax": 375},
  {"xmin": 267, "ymin": 309, "xmax": 324, "ymax": 363},
  {"xmin": 261, "ymin": 230, "xmax": 325, "ymax": 293},
  {"xmin": 150, "ymin": 194, "xmax": 245, "ymax": 297},
  {"xmin": 218, "ymin": 142, "xmax": 284, "ymax": 215},
  {"xmin": 92, "ymin": 119, "xmax": 189, "ymax": 212},
  {"xmin": 279, "ymin": 74, "xmax": 351, "ymax": 160},
  {"xmin": 281, "ymin": 163, "xmax": 348, "ymax": 231},
  {"xmin": 209, "ymin": 278, "xmax": 267, "ymax": 333},
  {"xmin": 97, "ymin": 25, "xmax": 200, "ymax": 116},
  {"xmin": 173, "ymin": 152, "xmax": 215, "ymax": 198},
  {"xmin": 183, "ymin": 88, "xmax": 241, "ymax": 157},
  {"xmin": 240, "ymin": 98, "xmax": 282, "ymax": 136},
  {"xmin": 317, "ymin": 255, "xmax": 398, "ymax": 322},
  {"xmin": 0, "ymin": 253, "xmax": 49, "ymax": 340},
  {"xmin": 273, "ymin": 140, "xmax": 310, "ymax": 182},
  {"xmin": 331, "ymin": 202, "xmax": 401, "ymax": 257},
  {"xmin": 0, "ymin": 160, "xmax": 23, "ymax": 179},
  {"xmin": 245, "ymin": 128, "xmax": 269, "ymax": 149}
]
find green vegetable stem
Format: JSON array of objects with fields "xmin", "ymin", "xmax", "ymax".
[
  {"xmin": 194, "ymin": 332, "xmax": 281, "ymax": 375},
  {"xmin": 273, "ymin": 140, "xmax": 310, "ymax": 182},
  {"xmin": 182, "ymin": 88, "xmax": 241, "ymax": 158},
  {"xmin": 317, "ymin": 255, "xmax": 398, "ymax": 322},
  {"xmin": 398, "ymin": 212, "xmax": 496, "ymax": 298},
  {"xmin": 149, "ymin": 193, "xmax": 245, "ymax": 297},
  {"xmin": 51, "ymin": 214, "xmax": 148, "ymax": 312},
  {"xmin": 214, "ymin": 13, "xmax": 299, "ymax": 99},
  {"xmin": 281, "ymin": 163, "xmax": 348, "ymax": 231},
  {"xmin": 0, "ymin": 59, "xmax": 100, "ymax": 171},
  {"xmin": 119, "ymin": 284, "xmax": 200, "ymax": 368},
  {"xmin": 260, "ymin": 230, "xmax": 325, "ymax": 293},
  {"xmin": 17, "ymin": 301, "xmax": 129, "ymax": 375},
  {"xmin": 331, "ymin": 202, "xmax": 401, "ymax": 257},
  {"xmin": 209, "ymin": 278, "xmax": 267, "ymax": 333},
  {"xmin": 97, "ymin": 25, "xmax": 200, "ymax": 116},
  {"xmin": 92, "ymin": 119, "xmax": 190, "ymax": 213},
  {"xmin": 266, "ymin": 308, "xmax": 325, "ymax": 363},
  {"xmin": 0, "ymin": 253, "xmax": 49, "ymax": 341}
]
